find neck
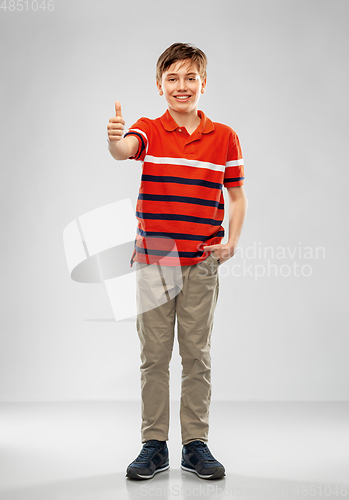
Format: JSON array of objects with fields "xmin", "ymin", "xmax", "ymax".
[{"xmin": 168, "ymin": 107, "xmax": 201, "ymax": 130}]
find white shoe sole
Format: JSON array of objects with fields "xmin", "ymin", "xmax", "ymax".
[
  {"xmin": 181, "ymin": 463, "xmax": 225, "ymax": 479},
  {"xmin": 127, "ymin": 463, "xmax": 170, "ymax": 480}
]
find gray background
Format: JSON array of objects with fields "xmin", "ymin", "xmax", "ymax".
[{"xmin": 1, "ymin": 0, "xmax": 348, "ymax": 402}]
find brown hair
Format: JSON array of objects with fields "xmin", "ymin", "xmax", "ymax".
[{"xmin": 156, "ymin": 43, "xmax": 207, "ymax": 83}]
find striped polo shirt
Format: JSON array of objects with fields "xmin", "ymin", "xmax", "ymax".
[{"xmin": 124, "ymin": 109, "xmax": 244, "ymax": 267}]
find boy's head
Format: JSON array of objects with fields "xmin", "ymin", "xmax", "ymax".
[
  {"xmin": 156, "ymin": 42, "xmax": 207, "ymax": 84},
  {"xmin": 156, "ymin": 43, "xmax": 207, "ymax": 114}
]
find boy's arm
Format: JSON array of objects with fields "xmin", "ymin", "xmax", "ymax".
[
  {"xmin": 108, "ymin": 135, "xmax": 139, "ymax": 161},
  {"xmin": 226, "ymin": 185, "xmax": 248, "ymax": 253},
  {"xmin": 107, "ymin": 100, "xmax": 139, "ymax": 161},
  {"xmin": 203, "ymin": 185, "xmax": 248, "ymax": 263}
]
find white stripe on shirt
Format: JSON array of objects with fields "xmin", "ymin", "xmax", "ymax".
[
  {"xmin": 144, "ymin": 155, "xmax": 226, "ymax": 173},
  {"xmin": 226, "ymin": 159, "xmax": 244, "ymax": 167}
]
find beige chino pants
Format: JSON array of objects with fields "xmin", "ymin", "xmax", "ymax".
[{"xmin": 135, "ymin": 252, "xmax": 220, "ymax": 446}]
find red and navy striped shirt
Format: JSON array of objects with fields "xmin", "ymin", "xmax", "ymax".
[{"xmin": 124, "ymin": 109, "xmax": 244, "ymax": 267}]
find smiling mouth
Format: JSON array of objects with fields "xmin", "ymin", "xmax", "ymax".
[{"xmin": 174, "ymin": 95, "xmax": 191, "ymax": 100}]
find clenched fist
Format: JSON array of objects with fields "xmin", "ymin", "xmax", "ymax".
[{"xmin": 107, "ymin": 101, "xmax": 125, "ymax": 142}]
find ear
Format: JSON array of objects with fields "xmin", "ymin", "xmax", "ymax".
[
  {"xmin": 156, "ymin": 79, "xmax": 163, "ymax": 95},
  {"xmin": 201, "ymin": 77, "xmax": 207, "ymax": 94}
]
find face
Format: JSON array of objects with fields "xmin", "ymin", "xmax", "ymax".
[{"xmin": 156, "ymin": 59, "xmax": 206, "ymax": 114}]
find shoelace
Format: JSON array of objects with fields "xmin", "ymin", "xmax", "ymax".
[
  {"xmin": 189, "ymin": 441, "xmax": 216, "ymax": 461},
  {"xmin": 135, "ymin": 444, "xmax": 161, "ymax": 463}
]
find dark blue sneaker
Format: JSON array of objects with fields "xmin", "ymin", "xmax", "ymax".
[
  {"xmin": 126, "ymin": 440, "xmax": 170, "ymax": 480},
  {"xmin": 181, "ymin": 440, "xmax": 225, "ymax": 479}
]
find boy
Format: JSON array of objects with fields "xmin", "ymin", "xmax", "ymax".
[{"xmin": 107, "ymin": 43, "xmax": 247, "ymax": 480}]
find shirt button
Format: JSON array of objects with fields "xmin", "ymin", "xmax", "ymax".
[{"xmin": 178, "ymin": 128, "xmax": 182, "ymax": 132}]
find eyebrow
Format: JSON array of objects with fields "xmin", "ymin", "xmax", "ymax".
[{"xmin": 166, "ymin": 72, "xmax": 198, "ymax": 76}]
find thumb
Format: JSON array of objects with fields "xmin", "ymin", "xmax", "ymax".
[{"xmin": 115, "ymin": 100, "xmax": 123, "ymax": 118}]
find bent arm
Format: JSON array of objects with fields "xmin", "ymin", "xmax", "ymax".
[
  {"xmin": 226, "ymin": 185, "xmax": 248, "ymax": 249},
  {"xmin": 108, "ymin": 135, "xmax": 139, "ymax": 161}
]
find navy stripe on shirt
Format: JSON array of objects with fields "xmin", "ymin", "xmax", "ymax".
[
  {"xmin": 135, "ymin": 245, "xmax": 212, "ymax": 259},
  {"xmin": 141, "ymin": 174, "xmax": 223, "ymax": 191},
  {"xmin": 124, "ymin": 131, "xmax": 146, "ymax": 160},
  {"xmin": 224, "ymin": 176, "xmax": 245, "ymax": 183},
  {"xmin": 136, "ymin": 227, "xmax": 225, "ymax": 241},
  {"xmin": 136, "ymin": 211, "xmax": 222, "ymax": 226},
  {"xmin": 138, "ymin": 193, "xmax": 224, "ymax": 210}
]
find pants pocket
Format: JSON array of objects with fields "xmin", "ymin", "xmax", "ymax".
[{"xmin": 210, "ymin": 252, "xmax": 221, "ymax": 267}]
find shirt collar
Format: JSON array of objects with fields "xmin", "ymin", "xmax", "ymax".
[{"xmin": 160, "ymin": 109, "xmax": 215, "ymax": 134}]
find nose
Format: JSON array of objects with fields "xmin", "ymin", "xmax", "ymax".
[{"xmin": 177, "ymin": 78, "xmax": 188, "ymax": 91}]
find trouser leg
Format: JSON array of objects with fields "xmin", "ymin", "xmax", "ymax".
[
  {"xmin": 176, "ymin": 254, "xmax": 220, "ymax": 445},
  {"xmin": 135, "ymin": 262, "xmax": 178, "ymax": 443}
]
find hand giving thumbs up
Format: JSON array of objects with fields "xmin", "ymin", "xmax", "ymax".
[{"xmin": 107, "ymin": 101, "xmax": 125, "ymax": 142}]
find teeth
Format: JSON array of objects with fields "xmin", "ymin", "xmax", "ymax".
[{"xmin": 175, "ymin": 96, "xmax": 190, "ymax": 99}]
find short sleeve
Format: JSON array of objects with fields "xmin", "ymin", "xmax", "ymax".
[
  {"xmin": 224, "ymin": 129, "xmax": 245, "ymax": 188},
  {"xmin": 123, "ymin": 117, "xmax": 150, "ymax": 162}
]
